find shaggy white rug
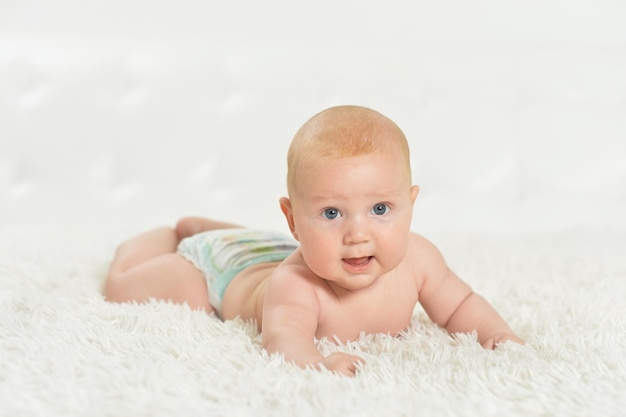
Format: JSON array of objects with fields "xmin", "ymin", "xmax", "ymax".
[{"xmin": 1, "ymin": 223, "xmax": 625, "ymax": 417}]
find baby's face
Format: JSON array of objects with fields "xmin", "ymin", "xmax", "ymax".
[{"xmin": 288, "ymin": 150, "xmax": 418, "ymax": 290}]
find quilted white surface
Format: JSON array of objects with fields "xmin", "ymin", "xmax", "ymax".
[{"xmin": 1, "ymin": 1, "xmax": 625, "ymax": 233}]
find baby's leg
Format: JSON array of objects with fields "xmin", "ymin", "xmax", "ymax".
[{"xmin": 104, "ymin": 227, "xmax": 212, "ymax": 312}]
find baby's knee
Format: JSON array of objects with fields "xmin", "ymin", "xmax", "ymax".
[
  {"xmin": 102, "ymin": 273, "xmax": 120, "ymax": 302},
  {"xmin": 102, "ymin": 271, "xmax": 129, "ymax": 303}
]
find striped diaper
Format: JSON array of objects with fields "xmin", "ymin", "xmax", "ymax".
[{"xmin": 177, "ymin": 228, "xmax": 298, "ymax": 315}]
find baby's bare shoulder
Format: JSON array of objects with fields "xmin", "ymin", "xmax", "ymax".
[
  {"xmin": 406, "ymin": 232, "xmax": 449, "ymax": 272},
  {"xmin": 264, "ymin": 253, "xmax": 322, "ymax": 302},
  {"xmin": 407, "ymin": 232, "xmax": 443, "ymax": 257}
]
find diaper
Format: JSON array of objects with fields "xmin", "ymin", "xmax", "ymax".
[{"xmin": 176, "ymin": 228, "xmax": 298, "ymax": 315}]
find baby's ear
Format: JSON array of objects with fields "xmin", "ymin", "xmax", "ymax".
[
  {"xmin": 279, "ymin": 197, "xmax": 299, "ymax": 240},
  {"xmin": 411, "ymin": 185, "xmax": 420, "ymax": 203}
]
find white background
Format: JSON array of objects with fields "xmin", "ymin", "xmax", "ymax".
[{"xmin": 1, "ymin": 0, "xmax": 625, "ymax": 234}]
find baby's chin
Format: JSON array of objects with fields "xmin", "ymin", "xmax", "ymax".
[{"xmin": 329, "ymin": 271, "xmax": 382, "ymax": 292}]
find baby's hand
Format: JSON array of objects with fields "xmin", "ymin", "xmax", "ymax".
[
  {"xmin": 481, "ymin": 332, "xmax": 525, "ymax": 349},
  {"xmin": 316, "ymin": 352, "xmax": 366, "ymax": 376}
]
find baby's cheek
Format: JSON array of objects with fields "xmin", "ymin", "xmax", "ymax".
[
  {"xmin": 300, "ymin": 245, "xmax": 330, "ymax": 275},
  {"xmin": 379, "ymin": 240, "xmax": 408, "ymax": 269}
]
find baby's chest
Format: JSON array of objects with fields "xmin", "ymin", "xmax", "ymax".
[{"xmin": 317, "ymin": 283, "xmax": 418, "ymax": 341}]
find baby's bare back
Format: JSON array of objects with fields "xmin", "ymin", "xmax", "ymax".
[{"xmin": 221, "ymin": 262, "xmax": 279, "ymax": 326}]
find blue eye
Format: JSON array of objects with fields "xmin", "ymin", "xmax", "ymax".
[
  {"xmin": 322, "ymin": 208, "xmax": 340, "ymax": 220},
  {"xmin": 372, "ymin": 203, "xmax": 389, "ymax": 216}
]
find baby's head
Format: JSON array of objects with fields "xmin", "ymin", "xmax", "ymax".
[
  {"xmin": 281, "ymin": 105, "xmax": 418, "ymax": 288},
  {"xmin": 286, "ymin": 105, "xmax": 412, "ymax": 198}
]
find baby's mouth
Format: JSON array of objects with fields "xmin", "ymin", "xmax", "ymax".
[{"xmin": 342, "ymin": 256, "xmax": 373, "ymax": 269}]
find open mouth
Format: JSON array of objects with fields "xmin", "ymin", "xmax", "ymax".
[{"xmin": 342, "ymin": 256, "xmax": 373, "ymax": 271}]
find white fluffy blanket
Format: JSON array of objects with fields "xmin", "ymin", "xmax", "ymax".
[{"xmin": 1, "ymin": 223, "xmax": 625, "ymax": 416}]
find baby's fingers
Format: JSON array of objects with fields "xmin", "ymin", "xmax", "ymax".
[
  {"xmin": 482, "ymin": 333, "xmax": 525, "ymax": 349},
  {"xmin": 318, "ymin": 352, "xmax": 366, "ymax": 376}
]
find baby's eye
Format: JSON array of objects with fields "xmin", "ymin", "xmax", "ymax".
[
  {"xmin": 371, "ymin": 203, "xmax": 389, "ymax": 216},
  {"xmin": 322, "ymin": 208, "xmax": 341, "ymax": 220}
]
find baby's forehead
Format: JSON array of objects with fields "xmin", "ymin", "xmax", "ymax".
[
  {"xmin": 295, "ymin": 151, "xmax": 411, "ymax": 187},
  {"xmin": 291, "ymin": 153, "xmax": 412, "ymax": 204}
]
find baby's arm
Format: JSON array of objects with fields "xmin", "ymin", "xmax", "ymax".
[
  {"xmin": 261, "ymin": 266, "xmax": 364, "ymax": 376},
  {"xmin": 415, "ymin": 236, "xmax": 524, "ymax": 348}
]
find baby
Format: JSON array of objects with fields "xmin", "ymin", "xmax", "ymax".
[{"xmin": 104, "ymin": 105, "xmax": 524, "ymax": 376}]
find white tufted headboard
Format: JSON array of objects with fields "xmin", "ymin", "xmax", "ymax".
[{"xmin": 2, "ymin": 1, "xmax": 625, "ymax": 233}]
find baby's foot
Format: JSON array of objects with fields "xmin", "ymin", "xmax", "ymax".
[
  {"xmin": 175, "ymin": 217, "xmax": 242, "ymax": 241},
  {"xmin": 175, "ymin": 217, "xmax": 212, "ymax": 240}
]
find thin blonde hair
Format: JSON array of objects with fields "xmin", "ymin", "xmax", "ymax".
[{"xmin": 286, "ymin": 105, "xmax": 412, "ymax": 196}]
